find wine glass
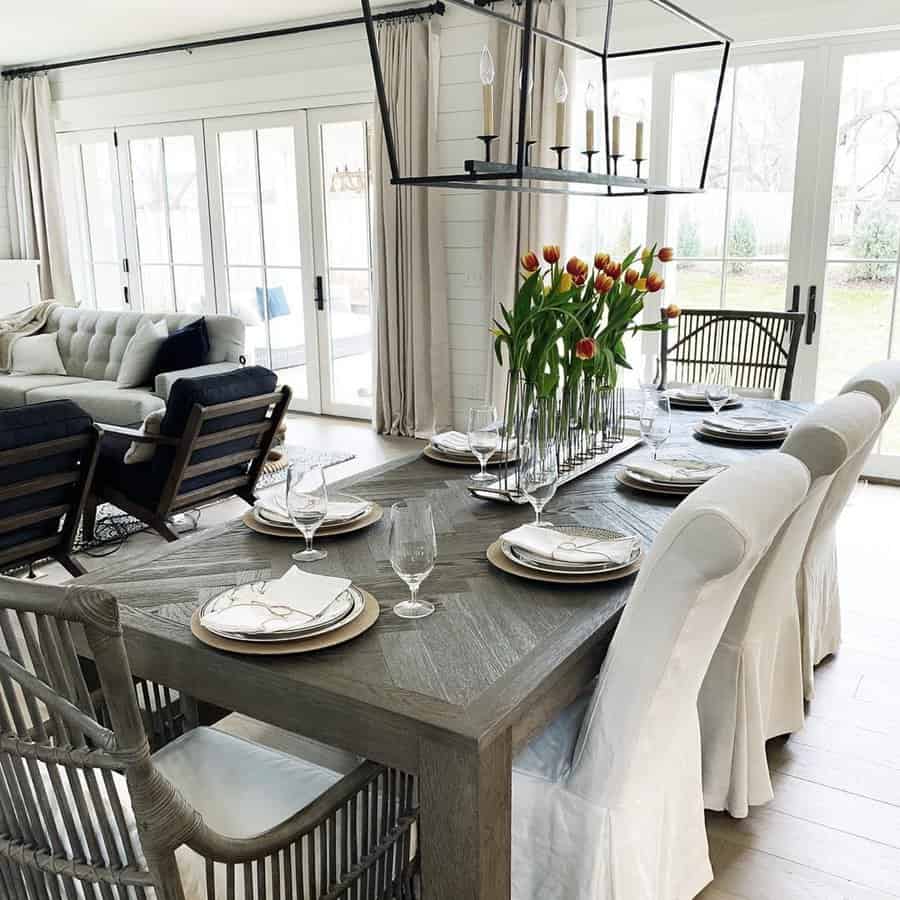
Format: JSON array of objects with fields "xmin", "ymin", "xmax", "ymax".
[
  {"xmin": 639, "ymin": 394, "xmax": 671, "ymax": 461},
  {"xmin": 467, "ymin": 405, "xmax": 500, "ymax": 482},
  {"xmin": 389, "ymin": 500, "xmax": 437, "ymax": 619},
  {"xmin": 286, "ymin": 464, "xmax": 328, "ymax": 563},
  {"xmin": 520, "ymin": 438, "xmax": 558, "ymax": 527},
  {"xmin": 705, "ymin": 365, "xmax": 733, "ymax": 416}
]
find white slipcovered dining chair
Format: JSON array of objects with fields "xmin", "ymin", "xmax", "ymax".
[
  {"xmin": 796, "ymin": 360, "xmax": 900, "ymax": 698},
  {"xmin": 510, "ymin": 453, "xmax": 810, "ymax": 900},
  {"xmin": 698, "ymin": 391, "xmax": 882, "ymax": 817}
]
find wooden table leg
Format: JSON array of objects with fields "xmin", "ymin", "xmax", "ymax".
[{"xmin": 418, "ymin": 729, "xmax": 512, "ymax": 900}]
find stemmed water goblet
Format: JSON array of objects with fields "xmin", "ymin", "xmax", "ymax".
[
  {"xmin": 520, "ymin": 437, "xmax": 559, "ymax": 527},
  {"xmin": 389, "ymin": 500, "xmax": 437, "ymax": 619},
  {"xmin": 704, "ymin": 365, "xmax": 733, "ymax": 416},
  {"xmin": 467, "ymin": 405, "xmax": 500, "ymax": 482},
  {"xmin": 639, "ymin": 394, "xmax": 671, "ymax": 462},
  {"xmin": 286, "ymin": 463, "xmax": 328, "ymax": 563}
]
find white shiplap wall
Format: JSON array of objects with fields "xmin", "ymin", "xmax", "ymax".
[
  {"xmin": 39, "ymin": 4, "xmax": 491, "ymax": 426},
  {"xmin": 0, "ymin": 84, "xmax": 11, "ymax": 258}
]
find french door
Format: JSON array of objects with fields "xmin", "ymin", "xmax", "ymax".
[{"xmin": 204, "ymin": 106, "xmax": 374, "ymax": 416}]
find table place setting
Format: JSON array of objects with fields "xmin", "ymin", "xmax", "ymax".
[
  {"xmin": 694, "ymin": 414, "xmax": 791, "ymax": 445},
  {"xmin": 616, "ymin": 457, "xmax": 729, "ymax": 496},
  {"xmin": 190, "ymin": 565, "xmax": 380, "ymax": 655},
  {"xmin": 425, "ymin": 405, "xmax": 517, "ymax": 478},
  {"xmin": 667, "ymin": 365, "xmax": 742, "ymax": 412},
  {"xmin": 487, "ymin": 522, "xmax": 643, "ymax": 584}
]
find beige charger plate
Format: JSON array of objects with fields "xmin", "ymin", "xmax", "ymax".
[
  {"xmin": 191, "ymin": 589, "xmax": 380, "ymax": 656},
  {"xmin": 423, "ymin": 446, "xmax": 515, "ymax": 467},
  {"xmin": 487, "ymin": 541, "xmax": 642, "ymax": 584},
  {"xmin": 242, "ymin": 503, "xmax": 383, "ymax": 539}
]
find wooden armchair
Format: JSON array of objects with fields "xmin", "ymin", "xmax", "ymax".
[
  {"xmin": 85, "ymin": 366, "xmax": 290, "ymax": 543},
  {"xmin": 0, "ymin": 576, "xmax": 420, "ymax": 900},
  {"xmin": 0, "ymin": 399, "xmax": 100, "ymax": 577}
]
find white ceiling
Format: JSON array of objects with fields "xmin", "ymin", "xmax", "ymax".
[{"xmin": 1, "ymin": 0, "xmax": 384, "ymax": 69}]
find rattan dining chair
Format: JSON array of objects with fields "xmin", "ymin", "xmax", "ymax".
[
  {"xmin": 659, "ymin": 308, "xmax": 804, "ymax": 400},
  {"xmin": 0, "ymin": 577, "xmax": 419, "ymax": 900}
]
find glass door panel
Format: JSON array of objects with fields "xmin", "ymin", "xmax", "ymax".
[
  {"xmin": 58, "ymin": 131, "xmax": 128, "ymax": 309},
  {"xmin": 206, "ymin": 112, "xmax": 320, "ymax": 413},
  {"xmin": 118, "ymin": 122, "xmax": 214, "ymax": 315},
  {"xmin": 309, "ymin": 108, "xmax": 375, "ymax": 418}
]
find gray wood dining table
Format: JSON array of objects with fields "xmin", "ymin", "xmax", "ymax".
[{"xmin": 76, "ymin": 397, "xmax": 809, "ymax": 900}]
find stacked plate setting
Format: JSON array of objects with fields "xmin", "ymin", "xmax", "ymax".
[
  {"xmin": 616, "ymin": 458, "xmax": 728, "ymax": 496},
  {"xmin": 667, "ymin": 387, "xmax": 742, "ymax": 411},
  {"xmin": 427, "ymin": 430, "xmax": 515, "ymax": 464},
  {"xmin": 252, "ymin": 493, "xmax": 372, "ymax": 531},
  {"xmin": 198, "ymin": 569, "xmax": 366, "ymax": 644},
  {"xmin": 694, "ymin": 414, "xmax": 791, "ymax": 445},
  {"xmin": 497, "ymin": 524, "xmax": 641, "ymax": 580}
]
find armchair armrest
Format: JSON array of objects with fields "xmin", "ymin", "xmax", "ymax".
[
  {"xmin": 99, "ymin": 424, "xmax": 179, "ymax": 446},
  {"xmin": 154, "ymin": 362, "xmax": 242, "ymax": 400}
]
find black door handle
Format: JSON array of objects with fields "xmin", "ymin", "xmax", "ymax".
[
  {"xmin": 314, "ymin": 276, "xmax": 325, "ymax": 311},
  {"xmin": 123, "ymin": 285, "xmax": 130, "ymax": 306},
  {"xmin": 790, "ymin": 284, "xmax": 800, "ymax": 312},
  {"xmin": 806, "ymin": 285, "xmax": 817, "ymax": 345}
]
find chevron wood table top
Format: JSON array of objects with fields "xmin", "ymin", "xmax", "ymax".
[{"xmin": 78, "ymin": 396, "xmax": 809, "ymax": 900}]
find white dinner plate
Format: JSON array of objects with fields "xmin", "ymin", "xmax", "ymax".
[{"xmin": 500, "ymin": 526, "xmax": 641, "ymax": 575}]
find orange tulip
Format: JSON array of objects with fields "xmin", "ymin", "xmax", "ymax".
[
  {"xmin": 658, "ymin": 247, "xmax": 674, "ymax": 263},
  {"xmin": 566, "ymin": 256, "xmax": 589, "ymax": 280},
  {"xmin": 573, "ymin": 271, "xmax": 587, "ymax": 287},
  {"xmin": 605, "ymin": 260, "xmax": 622, "ymax": 280},
  {"xmin": 624, "ymin": 268, "xmax": 640, "ymax": 286},
  {"xmin": 647, "ymin": 272, "xmax": 665, "ymax": 293},
  {"xmin": 663, "ymin": 303, "xmax": 681, "ymax": 319},
  {"xmin": 543, "ymin": 245, "xmax": 561, "ymax": 264},
  {"xmin": 521, "ymin": 250, "xmax": 540, "ymax": 272},
  {"xmin": 594, "ymin": 273, "xmax": 614, "ymax": 295},
  {"xmin": 575, "ymin": 337, "xmax": 597, "ymax": 361},
  {"xmin": 594, "ymin": 252, "xmax": 610, "ymax": 271}
]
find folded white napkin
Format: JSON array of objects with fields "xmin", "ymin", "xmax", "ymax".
[
  {"xmin": 502, "ymin": 524, "xmax": 637, "ymax": 566},
  {"xmin": 703, "ymin": 415, "xmax": 788, "ymax": 434},
  {"xmin": 432, "ymin": 431, "xmax": 473, "ymax": 452},
  {"xmin": 201, "ymin": 567, "xmax": 352, "ymax": 635},
  {"xmin": 627, "ymin": 460, "xmax": 726, "ymax": 484},
  {"xmin": 257, "ymin": 498, "xmax": 368, "ymax": 526}
]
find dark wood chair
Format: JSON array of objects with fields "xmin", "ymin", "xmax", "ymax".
[
  {"xmin": 659, "ymin": 308, "xmax": 805, "ymax": 400},
  {"xmin": 0, "ymin": 400, "xmax": 101, "ymax": 577},
  {"xmin": 85, "ymin": 366, "xmax": 290, "ymax": 543}
]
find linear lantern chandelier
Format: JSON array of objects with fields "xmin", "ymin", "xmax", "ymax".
[{"xmin": 360, "ymin": 0, "xmax": 732, "ymax": 197}]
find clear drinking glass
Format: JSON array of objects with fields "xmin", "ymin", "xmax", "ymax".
[
  {"xmin": 467, "ymin": 405, "xmax": 500, "ymax": 482},
  {"xmin": 704, "ymin": 365, "xmax": 733, "ymax": 415},
  {"xmin": 639, "ymin": 394, "xmax": 672, "ymax": 461},
  {"xmin": 286, "ymin": 464, "xmax": 328, "ymax": 563},
  {"xmin": 520, "ymin": 438, "xmax": 559, "ymax": 527},
  {"xmin": 389, "ymin": 500, "xmax": 437, "ymax": 619}
]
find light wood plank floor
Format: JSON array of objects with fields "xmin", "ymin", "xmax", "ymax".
[{"xmin": 701, "ymin": 479, "xmax": 900, "ymax": 899}]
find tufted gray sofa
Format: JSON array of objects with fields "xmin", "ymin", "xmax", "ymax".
[{"xmin": 0, "ymin": 305, "xmax": 245, "ymax": 426}]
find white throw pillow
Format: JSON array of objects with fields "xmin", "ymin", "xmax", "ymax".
[
  {"xmin": 117, "ymin": 319, "xmax": 168, "ymax": 388},
  {"xmin": 10, "ymin": 333, "xmax": 66, "ymax": 375},
  {"xmin": 124, "ymin": 409, "xmax": 165, "ymax": 464}
]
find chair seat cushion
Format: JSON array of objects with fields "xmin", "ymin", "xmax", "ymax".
[
  {"xmin": 27, "ymin": 380, "xmax": 165, "ymax": 427},
  {"xmin": 0, "ymin": 374, "xmax": 91, "ymax": 407},
  {"xmin": 94, "ymin": 432, "xmax": 162, "ymax": 505}
]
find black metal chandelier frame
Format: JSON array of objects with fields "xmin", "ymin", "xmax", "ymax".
[{"xmin": 360, "ymin": 0, "xmax": 732, "ymax": 197}]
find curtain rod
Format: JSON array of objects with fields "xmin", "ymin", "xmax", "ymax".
[{"xmin": 2, "ymin": 2, "xmax": 445, "ymax": 79}]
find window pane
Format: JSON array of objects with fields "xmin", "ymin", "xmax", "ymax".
[
  {"xmin": 164, "ymin": 135, "xmax": 203, "ymax": 265},
  {"xmin": 259, "ymin": 128, "xmax": 302, "ymax": 267},
  {"xmin": 723, "ymin": 262, "xmax": 788, "ymax": 310},
  {"xmin": 130, "ymin": 138, "xmax": 169, "ymax": 264},
  {"xmin": 668, "ymin": 261, "xmax": 723, "ymax": 309},
  {"xmin": 82, "ymin": 142, "xmax": 120, "ymax": 263},
  {"xmin": 227, "ymin": 267, "xmax": 269, "ymax": 368},
  {"xmin": 815, "ymin": 262, "xmax": 894, "ymax": 403},
  {"xmin": 219, "ymin": 131, "xmax": 263, "ymax": 267},
  {"xmin": 726, "ymin": 62, "xmax": 803, "ymax": 260},
  {"xmin": 173, "ymin": 265, "xmax": 205, "ymax": 314},
  {"xmin": 669, "ymin": 69, "xmax": 733, "ymax": 259},
  {"xmin": 140, "ymin": 264, "xmax": 174, "ymax": 313},
  {"xmin": 321, "ymin": 121, "xmax": 370, "ymax": 269},
  {"xmin": 266, "ymin": 268, "xmax": 308, "ymax": 400},
  {"xmin": 569, "ymin": 196, "xmax": 647, "ymax": 262},
  {"xmin": 93, "ymin": 263, "xmax": 123, "ymax": 309},
  {"xmin": 328, "ymin": 269, "xmax": 372, "ymax": 407},
  {"xmin": 828, "ymin": 51, "xmax": 900, "ymax": 261}
]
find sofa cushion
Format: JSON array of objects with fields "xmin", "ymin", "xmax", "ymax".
[
  {"xmin": 0, "ymin": 375, "xmax": 91, "ymax": 407},
  {"xmin": 0, "ymin": 400, "xmax": 93, "ymax": 555},
  {"xmin": 10, "ymin": 333, "xmax": 66, "ymax": 375},
  {"xmin": 116, "ymin": 318, "xmax": 168, "ymax": 387},
  {"xmin": 94, "ymin": 432, "xmax": 162, "ymax": 505},
  {"xmin": 44, "ymin": 306, "xmax": 245, "ymax": 383},
  {"xmin": 26, "ymin": 381, "xmax": 165, "ymax": 427},
  {"xmin": 151, "ymin": 317, "xmax": 210, "ymax": 380}
]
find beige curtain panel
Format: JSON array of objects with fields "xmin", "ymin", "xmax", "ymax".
[
  {"xmin": 7, "ymin": 74, "xmax": 74, "ymax": 303},
  {"xmin": 372, "ymin": 16, "xmax": 451, "ymax": 438}
]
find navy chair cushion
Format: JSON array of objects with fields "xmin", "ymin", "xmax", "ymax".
[
  {"xmin": 150, "ymin": 317, "xmax": 211, "ymax": 380},
  {"xmin": 0, "ymin": 401, "xmax": 94, "ymax": 554}
]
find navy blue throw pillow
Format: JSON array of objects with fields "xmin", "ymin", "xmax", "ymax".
[{"xmin": 150, "ymin": 317, "xmax": 210, "ymax": 379}]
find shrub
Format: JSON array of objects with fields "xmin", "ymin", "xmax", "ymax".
[
  {"xmin": 728, "ymin": 211, "xmax": 757, "ymax": 274},
  {"xmin": 851, "ymin": 203, "xmax": 899, "ymax": 281},
  {"xmin": 677, "ymin": 214, "xmax": 701, "ymax": 258}
]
